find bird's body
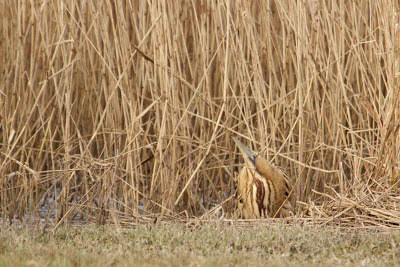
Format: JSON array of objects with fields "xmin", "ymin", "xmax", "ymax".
[{"xmin": 232, "ymin": 136, "xmax": 292, "ymax": 219}]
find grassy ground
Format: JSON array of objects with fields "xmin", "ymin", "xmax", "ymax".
[{"xmin": 1, "ymin": 223, "xmax": 399, "ymax": 266}]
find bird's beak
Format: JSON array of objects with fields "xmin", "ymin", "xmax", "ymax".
[{"xmin": 232, "ymin": 136, "xmax": 257, "ymax": 168}]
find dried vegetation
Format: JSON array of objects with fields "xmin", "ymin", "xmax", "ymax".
[{"xmin": 1, "ymin": 0, "xmax": 400, "ymax": 229}]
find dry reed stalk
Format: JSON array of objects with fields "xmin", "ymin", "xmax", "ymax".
[{"xmin": 0, "ymin": 0, "xmax": 399, "ymax": 228}]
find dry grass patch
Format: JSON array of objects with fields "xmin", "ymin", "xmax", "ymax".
[{"xmin": 1, "ymin": 223, "xmax": 400, "ymax": 266}]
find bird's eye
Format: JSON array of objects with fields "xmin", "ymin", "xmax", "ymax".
[{"xmin": 239, "ymin": 199, "xmax": 243, "ymax": 204}]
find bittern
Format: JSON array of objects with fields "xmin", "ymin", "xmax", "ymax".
[{"xmin": 232, "ymin": 136, "xmax": 292, "ymax": 219}]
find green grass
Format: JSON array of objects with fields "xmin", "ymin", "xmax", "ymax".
[{"xmin": 1, "ymin": 223, "xmax": 399, "ymax": 266}]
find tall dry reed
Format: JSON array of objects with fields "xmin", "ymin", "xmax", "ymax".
[{"xmin": 1, "ymin": 0, "xmax": 399, "ymax": 228}]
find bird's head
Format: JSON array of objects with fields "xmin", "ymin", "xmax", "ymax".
[{"xmin": 232, "ymin": 136, "xmax": 257, "ymax": 171}]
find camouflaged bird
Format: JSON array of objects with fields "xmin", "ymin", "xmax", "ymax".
[{"xmin": 232, "ymin": 136, "xmax": 292, "ymax": 219}]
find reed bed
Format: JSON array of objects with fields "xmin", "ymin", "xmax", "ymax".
[{"xmin": 1, "ymin": 0, "xmax": 399, "ymax": 229}]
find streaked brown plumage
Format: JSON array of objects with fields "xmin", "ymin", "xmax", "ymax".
[{"xmin": 232, "ymin": 136, "xmax": 292, "ymax": 219}]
